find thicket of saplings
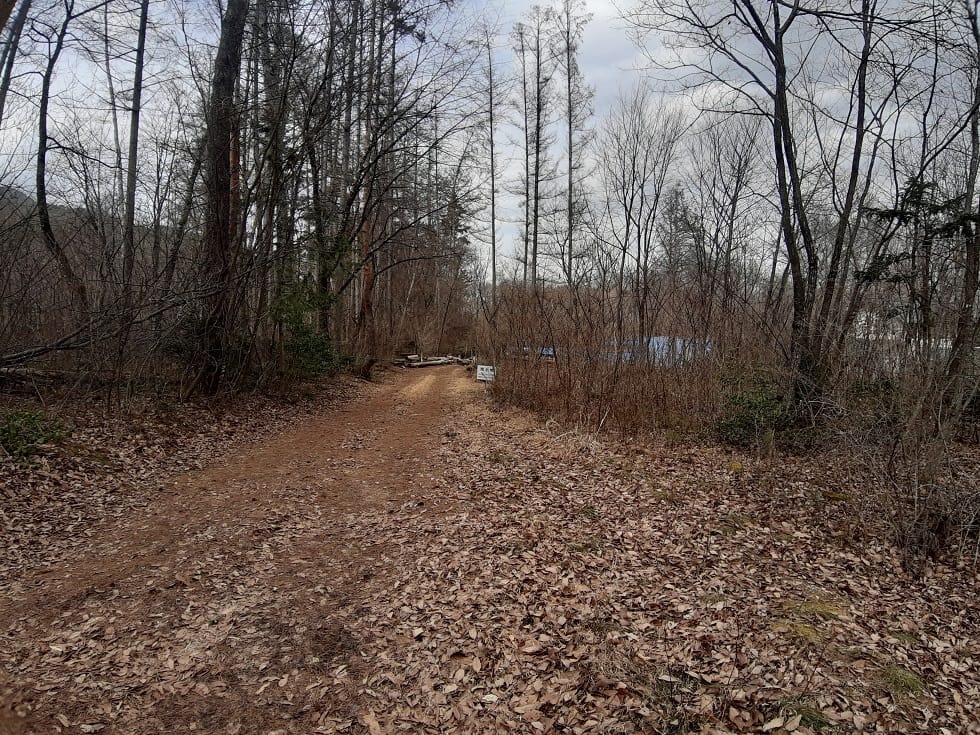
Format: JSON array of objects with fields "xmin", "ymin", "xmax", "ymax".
[
  {"xmin": 485, "ymin": 285, "xmax": 980, "ymax": 572},
  {"xmin": 0, "ymin": 293, "xmax": 350, "ymax": 462}
]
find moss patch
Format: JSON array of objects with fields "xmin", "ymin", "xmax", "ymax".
[{"xmin": 879, "ymin": 664, "xmax": 926, "ymax": 696}]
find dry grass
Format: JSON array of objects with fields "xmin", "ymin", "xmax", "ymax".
[{"xmin": 878, "ymin": 664, "xmax": 927, "ymax": 697}]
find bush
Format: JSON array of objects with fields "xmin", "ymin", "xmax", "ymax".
[
  {"xmin": 962, "ymin": 387, "xmax": 980, "ymax": 442},
  {"xmin": 272, "ymin": 286, "xmax": 351, "ymax": 378},
  {"xmin": 285, "ymin": 330, "xmax": 349, "ymax": 378},
  {"xmin": 161, "ymin": 314, "xmax": 257, "ymax": 387},
  {"xmin": 0, "ymin": 410, "xmax": 66, "ymax": 457},
  {"xmin": 717, "ymin": 371, "xmax": 789, "ymax": 449}
]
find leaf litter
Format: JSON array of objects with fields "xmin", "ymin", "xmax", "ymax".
[{"xmin": 2, "ymin": 367, "xmax": 978, "ymax": 734}]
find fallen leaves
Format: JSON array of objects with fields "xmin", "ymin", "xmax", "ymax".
[
  {"xmin": 324, "ymin": 392, "xmax": 980, "ymax": 734},
  {"xmin": 358, "ymin": 710, "xmax": 383, "ymax": 734},
  {"xmin": 0, "ymin": 379, "xmax": 361, "ymax": 599},
  {"xmin": 2, "ymin": 367, "xmax": 979, "ymax": 734}
]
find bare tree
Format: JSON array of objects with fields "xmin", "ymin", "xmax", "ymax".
[
  {"xmin": 597, "ymin": 84, "xmax": 685, "ymax": 348},
  {"xmin": 0, "ymin": 0, "xmax": 30, "ymax": 125},
  {"xmin": 484, "ymin": 25, "xmax": 500, "ymax": 313},
  {"xmin": 629, "ymin": 0, "xmax": 974, "ymax": 409},
  {"xmin": 512, "ymin": 5, "xmax": 557, "ymax": 289},
  {"xmin": 199, "ymin": 0, "xmax": 250, "ymax": 391},
  {"xmin": 552, "ymin": 0, "xmax": 592, "ymax": 286},
  {"xmin": 0, "ymin": 0, "xmax": 483, "ymax": 386},
  {"xmin": 34, "ymin": 0, "xmax": 90, "ymax": 311}
]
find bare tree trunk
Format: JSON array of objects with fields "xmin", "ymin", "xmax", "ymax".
[
  {"xmin": 530, "ymin": 21, "xmax": 545, "ymax": 290},
  {"xmin": 36, "ymin": 1, "xmax": 89, "ymax": 311},
  {"xmin": 516, "ymin": 26, "xmax": 531, "ymax": 287},
  {"xmin": 356, "ymin": 0, "xmax": 380, "ymax": 357},
  {"xmin": 112, "ymin": 0, "xmax": 150, "ymax": 387},
  {"xmin": 937, "ymin": 0, "xmax": 980, "ymax": 420},
  {"xmin": 103, "ymin": 6, "xmax": 125, "ymax": 212},
  {"xmin": 160, "ymin": 144, "xmax": 204, "ymax": 302},
  {"xmin": 0, "ymin": 0, "xmax": 30, "ymax": 125},
  {"xmin": 199, "ymin": 0, "xmax": 250, "ymax": 393},
  {"xmin": 122, "ymin": 0, "xmax": 149, "ymax": 300},
  {"xmin": 811, "ymin": 0, "xmax": 873, "ymax": 382},
  {"xmin": 486, "ymin": 32, "xmax": 497, "ymax": 313},
  {"xmin": 556, "ymin": 0, "xmax": 590, "ymax": 287}
]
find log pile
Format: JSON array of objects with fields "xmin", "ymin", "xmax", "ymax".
[{"xmin": 390, "ymin": 355, "xmax": 474, "ymax": 368}]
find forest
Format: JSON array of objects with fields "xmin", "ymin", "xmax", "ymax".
[
  {"xmin": 2, "ymin": 1, "xmax": 980, "ymax": 731},
  {"xmin": 2, "ymin": 0, "xmax": 978, "ymax": 560}
]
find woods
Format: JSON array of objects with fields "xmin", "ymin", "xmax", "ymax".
[
  {"xmin": 0, "ymin": 0, "xmax": 480, "ymax": 392},
  {"xmin": 480, "ymin": 0, "xmax": 980, "ymax": 565},
  {"xmin": 2, "ymin": 3, "xmax": 980, "ymax": 731},
  {"xmin": 1, "ymin": 0, "xmax": 979, "ymax": 568}
]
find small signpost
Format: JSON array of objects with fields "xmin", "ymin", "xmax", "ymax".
[{"xmin": 476, "ymin": 364, "xmax": 496, "ymax": 382}]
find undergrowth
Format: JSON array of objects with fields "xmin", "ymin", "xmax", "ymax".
[
  {"xmin": 716, "ymin": 369, "xmax": 790, "ymax": 450},
  {"xmin": 0, "ymin": 410, "xmax": 66, "ymax": 458}
]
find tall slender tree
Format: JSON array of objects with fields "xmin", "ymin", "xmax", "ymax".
[
  {"xmin": 512, "ymin": 5, "xmax": 556, "ymax": 289},
  {"xmin": 200, "ymin": 0, "xmax": 250, "ymax": 391},
  {"xmin": 553, "ymin": 0, "xmax": 592, "ymax": 286}
]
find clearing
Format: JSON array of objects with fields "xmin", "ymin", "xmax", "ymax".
[{"xmin": 1, "ymin": 366, "xmax": 978, "ymax": 734}]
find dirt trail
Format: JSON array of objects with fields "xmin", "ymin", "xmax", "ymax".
[
  {"xmin": 4, "ymin": 365, "xmax": 979, "ymax": 735},
  {"xmin": 1, "ymin": 366, "xmax": 477, "ymax": 734}
]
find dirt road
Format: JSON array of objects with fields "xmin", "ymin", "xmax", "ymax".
[
  {"xmin": 1, "ymin": 366, "xmax": 477, "ymax": 734},
  {"xmin": 3, "ymin": 366, "xmax": 979, "ymax": 735}
]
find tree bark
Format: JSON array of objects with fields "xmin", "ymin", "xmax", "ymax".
[
  {"xmin": 0, "ymin": 0, "xmax": 30, "ymax": 126},
  {"xmin": 199, "ymin": 0, "xmax": 250, "ymax": 392}
]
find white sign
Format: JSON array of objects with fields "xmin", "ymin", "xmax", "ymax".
[{"xmin": 476, "ymin": 365, "xmax": 496, "ymax": 382}]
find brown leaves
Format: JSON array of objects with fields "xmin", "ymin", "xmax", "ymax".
[
  {"xmin": 358, "ymin": 710, "xmax": 383, "ymax": 734},
  {"xmin": 330, "ymin": 393, "xmax": 980, "ymax": 734},
  {"xmin": 3, "ymin": 369, "xmax": 979, "ymax": 734},
  {"xmin": 0, "ymin": 379, "xmax": 361, "ymax": 600}
]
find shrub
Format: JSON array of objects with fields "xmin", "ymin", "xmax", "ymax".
[
  {"xmin": 285, "ymin": 330, "xmax": 347, "ymax": 378},
  {"xmin": 161, "ymin": 314, "xmax": 257, "ymax": 387},
  {"xmin": 717, "ymin": 371, "xmax": 789, "ymax": 448},
  {"xmin": 882, "ymin": 447, "xmax": 980, "ymax": 570},
  {"xmin": 0, "ymin": 410, "xmax": 66, "ymax": 457},
  {"xmin": 272, "ymin": 286, "xmax": 351, "ymax": 378}
]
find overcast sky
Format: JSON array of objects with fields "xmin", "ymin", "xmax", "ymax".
[
  {"xmin": 480, "ymin": 0, "xmax": 645, "ymax": 116},
  {"xmin": 463, "ymin": 0, "xmax": 650, "ymax": 270},
  {"xmin": 577, "ymin": 2, "xmax": 646, "ymax": 116}
]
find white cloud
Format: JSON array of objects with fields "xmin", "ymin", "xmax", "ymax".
[{"xmin": 579, "ymin": 2, "xmax": 645, "ymax": 115}]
